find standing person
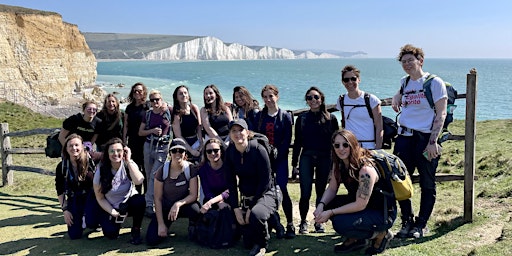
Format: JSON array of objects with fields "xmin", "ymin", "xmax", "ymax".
[
  {"xmin": 313, "ymin": 130, "xmax": 396, "ymax": 254},
  {"xmin": 172, "ymin": 85, "xmax": 202, "ymax": 158},
  {"xmin": 146, "ymin": 138, "xmax": 201, "ymax": 246},
  {"xmin": 138, "ymin": 90, "xmax": 172, "ymax": 217},
  {"xmin": 225, "ymin": 119, "xmax": 281, "ymax": 256},
  {"xmin": 391, "ymin": 44, "xmax": 447, "ymax": 238},
  {"xmin": 58, "ymin": 100, "xmax": 101, "ymax": 148},
  {"xmin": 254, "ymin": 85, "xmax": 294, "ymax": 239},
  {"xmin": 201, "ymin": 84, "xmax": 233, "ymax": 144},
  {"xmin": 123, "ymin": 82, "xmax": 150, "ymax": 194},
  {"xmin": 93, "ymin": 138, "xmax": 146, "ymax": 244},
  {"xmin": 292, "ymin": 87, "xmax": 339, "ymax": 234},
  {"xmin": 96, "ymin": 93, "xmax": 124, "ymax": 150},
  {"xmin": 232, "ymin": 85, "xmax": 260, "ymax": 130},
  {"xmin": 336, "ymin": 65, "xmax": 383, "ymax": 149},
  {"xmin": 55, "ymin": 134, "xmax": 97, "ymax": 239}
]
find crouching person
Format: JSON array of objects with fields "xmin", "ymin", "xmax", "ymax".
[
  {"xmin": 146, "ymin": 138, "xmax": 201, "ymax": 246},
  {"xmin": 93, "ymin": 138, "xmax": 145, "ymax": 244}
]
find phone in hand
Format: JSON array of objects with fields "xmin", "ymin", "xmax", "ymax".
[
  {"xmin": 423, "ymin": 151, "xmax": 430, "ymax": 160},
  {"xmin": 115, "ymin": 214, "xmax": 127, "ymax": 224}
]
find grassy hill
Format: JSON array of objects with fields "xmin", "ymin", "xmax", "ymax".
[{"xmin": 0, "ymin": 101, "xmax": 511, "ymax": 255}]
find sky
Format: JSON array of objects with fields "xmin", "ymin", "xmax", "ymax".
[{"xmin": 2, "ymin": 0, "xmax": 511, "ymax": 58}]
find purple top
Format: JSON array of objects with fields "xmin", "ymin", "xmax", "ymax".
[{"xmin": 198, "ymin": 162, "xmax": 230, "ymax": 203}]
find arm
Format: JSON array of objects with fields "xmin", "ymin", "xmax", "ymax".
[
  {"xmin": 201, "ymin": 107, "xmax": 219, "ymax": 139},
  {"xmin": 124, "ymin": 147, "xmax": 144, "ymax": 185},
  {"xmin": 170, "ymin": 176, "xmax": 199, "ymax": 221},
  {"xmin": 172, "ymin": 114, "xmax": 200, "ymax": 156},
  {"xmin": 94, "ymin": 183, "xmax": 119, "ymax": 218},
  {"xmin": 313, "ymin": 168, "xmax": 339, "ymax": 218},
  {"xmin": 58, "ymin": 128, "xmax": 70, "ymax": 146},
  {"xmin": 277, "ymin": 111, "xmax": 293, "ymax": 158},
  {"xmin": 138, "ymin": 121, "xmax": 160, "ymax": 137},
  {"xmin": 122, "ymin": 112, "xmax": 129, "ymax": 143},
  {"xmin": 372, "ymin": 105, "xmax": 384, "ymax": 149},
  {"xmin": 291, "ymin": 114, "xmax": 303, "ymax": 168},
  {"xmin": 391, "ymin": 90, "xmax": 402, "ymax": 113},
  {"xmin": 153, "ymin": 174, "xmax": 167, "ymax": 237},
  {"xmin": 192, "ymin": 104, "xmax": 204, "ymax": 148},
  {"xmin": 425, "ymin": 97, "xmax": 447, "ymax": 160}
]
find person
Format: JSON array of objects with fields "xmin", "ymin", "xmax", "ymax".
[
  {"xmin": 254, "ymin": 84, "xmax": 294, "ymax": 239},
  {"xmin": 313, "ymin": 130, "xmax": 396, "ymax": 254},
  {"xmin": 336, "ymin": 65, "xmax": 383, "ymax": 149},
  {"xmin": 200, "ymin": 84, "xmax": 233, "ymax": 145},
  {"xmin": 58, "ymin": 100, "xmax": 102, "ymax": 149},
  {"xmin": 96, "ymin": 93, "xmax": 124, "ymax": 150},
  {"xmin": 138, "ymin": 90, "xmax": 172, "ymax": 217},
  {"xmin": 92, "ymin": 138, "xmax": 146, "ymax": 244},
  {"xmin": 225, "ymin": 119, "xmax": 281, "ymax": 256},
  {"xmin": 55, "ymin": 134, "xmax": 97, "ymax": 239},
  {"xmin": 172, "ymin": 85, "xmax": 202, "ymax": 158},
  {"xmin": 146, "ymin": 138, "xmax": 201, "ymax": 246},
  {"xmin": 292, "ymin": 86, "xmax": 339, "ymax": 234},
  {"xmin": 123, "ymin": 82, "xmax": 150, "ymax": 194},
  {"xmin": 391, "ymin": 44, "xmax": 447, "ymax": 239},
  {"xmin": 232, "ymin": 85, "xmax": 260, "ymax": 130}
]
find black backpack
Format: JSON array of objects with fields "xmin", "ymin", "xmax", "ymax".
[
  {"xmin": 194, "ymin": 207, "xmax": 238, "ymax": 249},
  {"xmin": 45, "ymin": 129, "xmax": 62, "ymax": 158}
]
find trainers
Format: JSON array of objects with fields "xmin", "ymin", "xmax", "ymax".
[
  {"xmin": 334, "ymin": 238, "xmax": 367, "ymax": 253},
  {"xmin": 275, "ymin": 222, "xmax": 285, "ymax": 239},
  {"xmin": 299, "ymin": 220, "xmax": 308, "ymax": 234},
  {"xmin": 145, "ymin": 206, "xmax": 155, "ymax": 217},
  {"xmin": 285, "ymin": 223, "xmax": 296, "ymax": 239},
  {"xmin": 410, "ymin": 226, "xmax": 429, "ymax": 239},
  {"xmin": 395, "ymin": 219, "xmax": 413, "ymax": 238},
  {"xmin": 314, "ymin": 222, "xmax": 325, "ymax": 233},
  {"xmin": 248, "ymin": 245, "xmax": 266, "ymax": 256},
  {"xmin": 129, "ymin": 227, "xmax": 142, "ymax": 245}
]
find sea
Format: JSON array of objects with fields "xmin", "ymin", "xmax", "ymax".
[{"xmin": 96, "ymin": 58, "xmax": 512, "ymax": 121}]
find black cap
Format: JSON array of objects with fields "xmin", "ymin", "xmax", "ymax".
[
  {"xmin": 169, "ymin": 138, "xmax": 187, "ymax": 150},
  {"xmin": 228, "ymin": 119, "xmax": 248, "ymax": 130}
]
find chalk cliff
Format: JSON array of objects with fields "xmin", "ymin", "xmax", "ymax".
[{"xmin": 0, "ymin": 5, "xmax": 97, "ymax": 106}]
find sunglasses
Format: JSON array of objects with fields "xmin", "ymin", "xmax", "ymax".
[
  {"xmin": 108, "ymin": 149, "xmax": 124, "ymax": 155},
  {"xmin": 333, "ymin": 142, "xmax": 350, "ymax": 149},
  {"xmin": 85, "ymin": 107, "xmax": 97, "ymax": 113},
  {"xmin": 342, "ymin": 77, "xmax": 358, "ymax": 83},
  {"xmin": 306, "ymin": 95, "xmax": 320, "ymax": 101},
  {"xmin": 170, "ymin": 148, "xmax": 185, "ymax": 154},
  {"xmin": 133, "ymin": 89, "xmax": 143, "ymax": 94},
  {"xmin": 206, "ymin": 148, "xmax": 220, "ymax": 155},
  {"xmin": 149, "ymin": 98, "xmax": 161, "ymax": 103}
]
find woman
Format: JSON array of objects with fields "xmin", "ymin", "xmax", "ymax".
[
  {"xmin": 146, "ymin": 138, "xmax": 201, "ymax": 246},
  {"xmin": 172, "ymin": 85, "xmax": 202, "ymax": 158},
  {"xmin": 58, "ymin": 100, "xmax": 101, "ymax": 148},
  {"xmin": 201, "ymin": 84, "xmax": 233, "ymax": 145},
  {"xmin": 313, "ymin": 130, "xmax": 396, "ymax": 254},
  {"xmin": 123, "ymin": 82, "xmax": 150, "ymax": 193},
  {"xmin": 96, "ymin": 93, "xmax": 124, "ymax": 150},
  {"xmin": 55, "ymin": 134, "xmax": 96, "ymax": 239},
  {"xmin": 138, "ymin": 90, "xmax": 172, "ymax": 217},
  {"xmin": 232, "ymin": 85, "xmax": 260, "ymax": 130},
  {"xmin": 292, "ymin": 87, "xmax": 339, "ymax": 234},
  {"xmin": 336, "ymin": 65, "xmax": 383, "ymax": 149},
  {"xmin": 225, "ymin": 119, "xmax": 281, "ymax": 256},
  {"xmin": 254, "ymin": 84, "xmax": 294, "ymax": 239},
  {"xmin": 93, "ymin": 138, "xmax": 145, "ymax": 244}
]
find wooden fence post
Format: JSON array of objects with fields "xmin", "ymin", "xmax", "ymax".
[
  {"xmin": 464, "ymin": 69, "xmax": 477, "ymax": 222},
  {"xmin": 1, "ymin": 123, "xmax": 13, "ymax": 186}
]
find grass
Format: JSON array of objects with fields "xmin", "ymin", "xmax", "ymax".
[{"xmin": 1, "ymin": 101, "xmax": 511, "ymax": 255}]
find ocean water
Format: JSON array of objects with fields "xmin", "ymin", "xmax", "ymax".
[{"xmin": 97, "ymin": 58, "xmax": 512, "ymax": 121}]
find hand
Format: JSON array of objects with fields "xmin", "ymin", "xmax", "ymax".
[
  {"xmin": 153, "ymin": 127, "xmax": 162, "ymax": 136},
  {"xmin": 200, "ymin": 201, "xmax": 212, "ymax": 214},
  {"xmin": 63, "ymin": 210, "xmax": 73, "ymax": 226},
  {"xmin": 217, "ymin": 202, "xmax": 228, "ymax": 210},
  {"xmin": 424, "ymin": 143, "xmax": 441, "ymax": 161},
  {"xmin": 169, "ymin": 204, "xmax": 180, "ymax": 221},
  {"xmin": 191, "ymin": 149, "xmax": 200, "ymax": 157},
  {"xmin": 234, "ymin": 208, "xmax": 246, "ymax": 225},
  {"xmin": 157, "ymin": 223, "xmax": 168, "ymax": 237},
  {"xmin": 391, "ymin": 93, "xmax": 402, "ymax": 112},
  {"xmin": 123, "ymin": 146, "xmax": 132, "ymax": 161},
  {"xmin": 110, "ymin": 208, "xmax": 120, "ymax": 218},
  {"xmin": 314, "ymin": 210, "xmax": 331, "ymax": 224},
  {"xmin": 244, "ymin": 208, "xmax": 251, "ymax": 224},
  {"xmin": 313, "ymin": 204, "xmax": 324, "ymax": 218}
]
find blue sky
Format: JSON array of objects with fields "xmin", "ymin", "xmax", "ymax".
[{"xmin": 3, "ymin": 0, "xmax": 511, "ymax": 58}]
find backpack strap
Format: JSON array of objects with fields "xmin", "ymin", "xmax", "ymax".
[
  {"xmin": 399, "ymin": 76, "xmax": 411, "ymax": 95},
  {"xmin": 162, "ymin": 160, "xmax": 170, "ymax": 180},
  {"xmin": 339, "ymin": 95, "xmax": 345, "ymax": 128},
  {"xmin": 422, "ymin": 74, "xmax": 438, "ymax": 109}
]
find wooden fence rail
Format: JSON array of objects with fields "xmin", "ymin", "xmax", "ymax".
[{"xmin": 1, "ymin": 69, "xmax": 477, "ymax": 221}]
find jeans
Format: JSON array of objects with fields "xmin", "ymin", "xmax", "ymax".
[
  {"xmin": 298, "ymin": 150, "xmax": 331, "ymax": 221},
  {"xmin": 241, "ymin": 189, "xmax": 279, "ymax": 249},
  {"xmin": 273, "ymin": 157, "xmax": 293, "ymax": 223},
  {"xmin": 93, "ymin": 194, "xmax": 146, "ymax": 239},
  {"xmin": 143, "ymin": 141, "xmax": 168, "ymax": 207},
  {"xmin": 393, "ymin": 130, "xmax": 439, "ymax": 227},
  {"xmin": 65, "ymin": 190, "xmax": 98, "ymax": 239}
]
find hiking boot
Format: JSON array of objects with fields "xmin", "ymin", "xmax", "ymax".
[
  {"xmin": 248, "ymin": 244, "xmax": 266, "ymax": 256},
  {"xmin": 410, "ymin": 225, "xmax": 429, "ymax": 239},
  {"xmin": 285, "ymin": 223, "xmax": 296, "ymax": 239},
  {"xmin": 129, "ymin": 227, "xmax": 142, "ymax": 245},
  {"xmin": 299, "ymin": 220, "xmax": 308, "ymax": 234},
  {"xmin": 365, "ymin": 230, "xmax": 393, "ymax": 255},
  {"xmin": 334, "ymin": 238, "xmax": 367, "ymax": 253},
  {"xmin": 145, "ymin": 206, "xmax": 155, "ymax": 217},
  {"xmin": 275, "ymin": 222, "xmax": 285, "ymax": 239},
  {"xmin": 314, "ymin": 222, "xmax": 325, "ymax": 233},
  {"xmin": 395, "ymin": 219, "xmax": 413, "ymax": 238}
]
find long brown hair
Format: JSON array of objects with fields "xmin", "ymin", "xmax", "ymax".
[
  {"xmin": 127, "ymin": 82, "xmax": 148, "ymax": 103},
  {"xmin": 200, "ymin": 138, "xmax": 225, "ymax": 165},
  {"xmin": 99, "ymin": 138, "xmax": 126, "ymax": 194},
  {"xmin": 305, "ymin": 86, "xmax": 330, "ymax": 122},
  {"xmin": 100, "ymin": 93, "xmax": 122, "ymax": 131},
  {"xmin": 233, "ymin": 85, "xmax": 260, "ymax": 113},
  {"xmin": 331, "ymin": 129, "xmax": 372, "ymax": 184},
  {"xmin": 62, "ymin": 134, "xmax": 89, "ymax": 181},
  {"xmin": 203, "ymin": 84, "xmax": 227, "ymax": 116}
]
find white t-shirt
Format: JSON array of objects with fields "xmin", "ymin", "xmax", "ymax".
[
  {"xmin": 399, "ymin": 73, "xmax": 447, "ymax": 133},
  {"xmin": 336, "ymin": 91, "xmax": 381, "ymax": 149},
  {"xmin": 93, "ymin": 160, "xmax": 138, "ymax": 209}
]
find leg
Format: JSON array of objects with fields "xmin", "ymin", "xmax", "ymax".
[
  {"xmin": 248, "ymin": 190, "xmax": 278, "ymax": 250},
  {"xmin": 66, "ymin": 195, "xmax": 85, "ymax": 240},
  {"xmin": 275, "ymin": 158, "xmax": 292, "ymax": 224},
  {"xmin": 146, "ymin": 206, "xmax": 172, "ymax": 246},
  {"xmin": 128, "ymin": 194, "xmax": 146, "ymax": 244},
  {"xmin": 393, "ymin": 135, "xmax": 416, "ymax": 237},
  {"xmin": 143, "ymin": 142, "xmax": 155, "ymax": 210},
  {"xmin": 298, "ymin": 153, "xmax": 314, "ymax": 222}
]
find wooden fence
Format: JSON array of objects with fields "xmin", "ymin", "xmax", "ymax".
[{"xmin": 1, "ymin": 69, "xmax": 478, "ymax": 222}]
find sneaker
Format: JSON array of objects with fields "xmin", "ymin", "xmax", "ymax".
[
  {"xmin": 314, "ymin": 222, "xmax": 325, "ymax": 233},
  {"xmin": 129, "ymin": 227, "xmax": 142, "ymax": 245},
  {"xmin": 145, "ymin": 206, "xmax": 155, "ymax": 217},
  {"xmin": 334, "ymin": 238, "xmax": 367, "ymax": 253},
  {"xmin": 365, "ymin": 230, "xmax": 393, "ymax": 255},
  {"xmin": 275, "ymin": 222, "xmax": 285, "ymax": 239},
  {"xmin": 299, "ymin": 220, "xmax": 308, "ymax": 234},
  {"xmin": 395, "ymin": 219, "xmax": 413, "ymax": 238},
  {"xmin": 285, "ymin": 223, "xmax": 296, "ymax": 239},
  {"xmin": 410, "ymin": 226, "xmax": 429, "ymax": 239},
  {"xmin": 248, "ymin": 245, "xmax": 266, "ymax": 256}
]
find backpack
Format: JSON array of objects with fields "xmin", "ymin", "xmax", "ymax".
[
  {"xmin": 401, "ymin": 74, "xmax": 458, "ymax": 131},
  {"xmin": 194, "ymin": 207, "xmax": 238, "ymax": 249},
  {"xmin": 339, "ymin": 93, "xmax": 398, "ymax": 149},
  {"xmin": 370, "ymin": 149, "xmax": 413, "ymax": 201},
  {"xmin": 45, "ymin": 129, "xmax": 62, "ymax": 158},
  {"xmin": 250, "ymin": 132, "xmax": 278, "ymax": 165}
]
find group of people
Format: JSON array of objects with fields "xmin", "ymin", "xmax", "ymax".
[{"xmin": 54, "ymin": 44, "xmax": 447, "ymax": 255}]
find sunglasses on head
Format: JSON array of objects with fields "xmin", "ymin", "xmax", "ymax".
[
  {"xmin": 342, "ymin": 77, "xmax": 358, "ymax": 83},
  {"xmin": 333, "ymin": 142, "xmax": 350, "ymax": 149},
  {"xmin": 206, "ymin": 148, "xmax": 220, "ymax": 154},
  {"xmin": 150, "ymin": 98, "xmax": 161, "ymax": 103},
  {"xmin": 170, "ymin": 148, "xmax": 185, "ymax": 154},
  {"xmin": 306, "ymin": 95, "xmax": 320, "ymax": 101}
]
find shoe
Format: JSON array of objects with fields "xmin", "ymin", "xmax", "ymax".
[
  {"xmin": 395, "ymin": 219, "xmax": 413, "ymax": 238},
  {"xmin": 249, "ymin": 245, "xmax": 266, "ymax": 256},
  {"xmin": 145, "ymin": 206, "xmax": 155, "ymax": 217},
  {"xmin": 129, "ymin": 227, "xmax": 142, "ymax": 245},
  {"xmin": 299, "ymin": 220, "xmax": 308, "ymax": 234},
  {"xmin": 314, "ymin": 222, "xmax": 325, "ymax": 233},
  {"xmin": 410, "ymin": 225, "xmax": 429, "ymax": 239},
  {"xmin": 285, "ymin": 223, "xmax": 296, "ymax": 239},
  {"xmin": 334, "ymin": 238, "xmax": 367, "ymax": 253},
  {"xmin": 365, "ymin": 230, "xmax": 393, "ymax": 255},
  {"xmin": 275, "ymin": 222, "xmax": 285, "ymax": 239}
]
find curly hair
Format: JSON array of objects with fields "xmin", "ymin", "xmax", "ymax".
[{"xmin": 397, "ymin": 44, "xmax": 425, "ymax": 61}]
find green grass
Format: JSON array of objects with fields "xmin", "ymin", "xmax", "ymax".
[{"xmin": 1, "ymin": 101, "xmax": 511, "ymax": 255}]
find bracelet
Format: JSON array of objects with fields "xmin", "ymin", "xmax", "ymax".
[
  {"xmin": 331, "ymin": 209, "xmax": 335, "ymax": 217},
  {"xmin": 318, "ymin": 202, "xmax": 326, "ymax": 207},
  {"xmin": 62, "ymin": 206, "xmax": 68, "ymax": 212}
]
